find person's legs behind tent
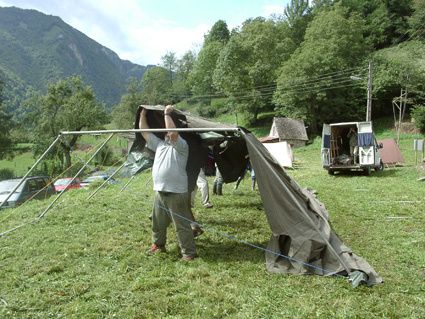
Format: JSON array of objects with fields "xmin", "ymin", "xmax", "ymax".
[
  {"xmin": 250, "ymin": 168, "xmax": 256, "ymax": 191},
  {"xmin": 196, "ymin": 168, "xmax": 213, "ymax": 208},
  {"xmin": 213, "ymin": 166, "xmax": 223, "ymax": 196}
]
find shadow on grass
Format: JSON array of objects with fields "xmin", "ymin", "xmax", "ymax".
[
  {"xmin": 196, "ymin": 239, "xmax": 268, "ymax": 262},
  {"xmin": 331, "ymin": 168, "xmax": 400, "ymax": 178},
  {"xmin": 201, "ymin": 219, "xmax": 266, "ymax": 236},
  {"xmin": 215, "ymin": 200, "xmax": 264, "ymax": 211}
]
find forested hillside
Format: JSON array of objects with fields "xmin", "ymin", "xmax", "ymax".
[
  {"xmin": 1, "ymin": 0, "xmax": 425, "ymax": 168},
  {"xmin": 0, "ymin": 6, "xmax": 148, "ymax": 111},
  {"xmin": 112, "ymin": 0, "xmax": 425, "ymax": 135}
]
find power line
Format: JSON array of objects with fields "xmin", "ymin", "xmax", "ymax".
[
  {"xmin": 172, "ymin": 66, "xmax": 367, "ymax": 101},
  {"xmin": 283, "ymin": 69, "xmax": 367, "ymax": 89},
  {"xmin": 188, "ymin": 78, "xmax": 364, "ymax": 102},
  {"xmin": 235, "ymin": 82, "xmax": 363, "ymax": 101}
]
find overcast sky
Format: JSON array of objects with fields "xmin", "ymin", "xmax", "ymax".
[{"xmin": 0, "ymin": 0, "xmax": 289, "ymax": 66}]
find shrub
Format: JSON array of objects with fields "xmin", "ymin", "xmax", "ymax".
[
  {"xmin": 411, "ymin": 104, "xmax": 425, "ymax": 133},
  {"xmin": 32, "ymin": 159, "xmax": 89, "ymax": 179},
  {"xmin": 33, "ymin": 159, "xmax": 63, "ymax": 178},
  {"xmin": 93, "ymin": 145, "xmax": 117, "ymax": 167},
  {"xmin": 197, "ymin": 104, "xmax": 217, "ymax": 118},
  {"xmin": 66, "ymin": 162, "xmax": 90, "ymax": 178},
  {"xmin": 211, "ymin": 98, "xmax": 229, "ymax": 115}
]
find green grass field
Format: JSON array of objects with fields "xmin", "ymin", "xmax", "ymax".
[
  {"xmin": 0, "ymin": 152, "xmax": 36, "ymax": 177},
  {"xmin": 0, "ymin": 125, "xmax": 424, "ymax": 318}
]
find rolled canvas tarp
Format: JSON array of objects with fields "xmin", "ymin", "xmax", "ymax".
[{"xmin": 244, "ymin": 132, "xmax": 382, "ymax": 286}]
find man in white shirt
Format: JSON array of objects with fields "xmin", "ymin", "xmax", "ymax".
[{"xmin": 140, "ymin": 105, "xmax": 196, "ymax": 261}]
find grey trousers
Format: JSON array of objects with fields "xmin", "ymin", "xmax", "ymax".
[{"xmin": 152, "ymin": 191, "xmax": 196, "ymax": 257}]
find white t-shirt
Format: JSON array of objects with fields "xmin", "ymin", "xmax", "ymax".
[{"xmin": 146, "ymin": 133, "xmax": 189, "ymax": 193}]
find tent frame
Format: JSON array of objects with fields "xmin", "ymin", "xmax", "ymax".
[
  {"xmin": 0, "ymin": 128, "xmax": 240, "ymax": 210},
  {"xmin": 2, "ymin": 126, "xmax": 377, "ymax": 286}
]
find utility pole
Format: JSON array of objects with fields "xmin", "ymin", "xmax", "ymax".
[
  {"xmin": 366, "ymin": 61, "xmax": 372, "ymax": 122},
  {"xmin": 393, "ymin": 87, "xmax": 408, "ymax": 145}
]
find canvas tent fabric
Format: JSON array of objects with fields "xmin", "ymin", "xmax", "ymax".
[
  {"xmin": 244, "ymin": 133, "xmax": 382, "ymax": 286},
  {"xmin": 122, "ymin": 142, "xmax": 154, "ymax": 177},
  {"xmin": 262, "ymin": 141, "xmax": 293, "ymax": 168},
  {"xmin": 126, "ymin": 105, "xmax": 382, "ymax": 286},
  {"xmin": 125, "ymin": 105, "xmax": 246, "ymax": 187}
]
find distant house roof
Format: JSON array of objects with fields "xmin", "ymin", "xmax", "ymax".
[{"xmin": 270, "ymin": 117, "xmax": 308, "ymax": 141}]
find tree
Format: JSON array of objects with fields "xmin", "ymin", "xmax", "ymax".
[
  {"xmin": 284, "ymin": 0, "xmax": 312, "ymax": 45},
  {"xmin": 409, "ymin": 0, "xmax": 425, "ymax": 39},
  {"xmin": 371, "ymin": 40, "xmax": 425, "ymax": 118},
  {"xmin": 411, "ymin": 104, "xmax": 425, "ymax": 132},
  {"xmin": 284, "ymin": 0, "xmax": 309, "ymax": 25},
  {"xmin": 311, "ymin": 0, "xmax": 333, "ymax": 9},
  {"xmin": 385, "ymin": 0, "xmax": 414, "ymax": 44},
  {"xmin": 141, "ymin": 66, "xmax": 173, "ymax": 105},
  {"xmin": 189, "ymin": 42, "xmax": 224, "ymax": 97},
  {"xmin": 172, "ymin": 50, "xmax": 196, "ymax": 100},
  {"xmin": 204, "ymin": 20, "xmax": 230, "ymax": 44},
  {"xmin": 23, "ymin": 76, "xmax": 108, "ymax": 168},
  {"xmin": 111, "ymin": 77, "xmax": 143, "ymax": 128},
  {"xmin": 0, "ymin": 76, "xmax": 13, "ymax": 159},
  {"xmin": 161, "ymin": 51, "xmax": 177, "ymax": 83},
  {"xmin": 273, "ymin": 6, "xmax": 367, "ymax": 134},
  {"xmin": 213, "ymin": 18, "xmax": 295, "ymax": 123},
  {"xmin": 188, "ymin": 20, "xmax": 230, "ymax": 100},
  {"xmin": 330, "ymin": 0, "xmax": 414, "ymax": 49}
]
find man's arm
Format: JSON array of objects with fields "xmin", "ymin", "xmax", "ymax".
[
  {"xmin": 139, "ymin": 108, "xmax": 150, "ymax": 142},
  {"xmin": 164, "ymin": 105, "xmax": 178, "ymax": 143}
]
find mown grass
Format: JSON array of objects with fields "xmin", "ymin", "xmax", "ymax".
[
  {"xmin": 0, "ymin": 128, "xmax": 424, "ymax": 318},
  {"xmin": 0, "ymin": 152, "xmax": 35, "ymax": 177}
]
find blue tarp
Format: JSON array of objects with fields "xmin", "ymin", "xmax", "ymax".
[
  {"xmin": 323, "ymin": 134, "xmax": 331, "ymax": 148},
  {"xmin": 358, "ymin": 133, "xmax": 374, "ymax": 147}
]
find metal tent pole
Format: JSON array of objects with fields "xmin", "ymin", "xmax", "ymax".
[
  {"xmin": 60, "ymin": 127, "xmax": 239, "ymax": 135},
  {"xmin": 120, "ymin": 176, "xmax": 135, "ymax": 192},
  {"xmin": 0, "ymin": 135, "xmax": 62, "ymax": 209},
  {"xmin": 37, "ymin": 133, "xmax": 114, "ymax": 219},
  {"xmin": 86, "ymin": 161, "xmax": 126, "ymax": 200}
]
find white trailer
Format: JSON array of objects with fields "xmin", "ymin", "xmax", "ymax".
[{"xmin": 321, "ymin": 121, "xmax": 384, "ymax": 175}]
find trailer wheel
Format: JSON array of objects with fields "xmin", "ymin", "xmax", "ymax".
[
  {"xmin": 364, "ymin": 167, "xmax": 371, "ymax": 176},
  {"xmin": 375, "ymin": 161, "xmax": 384, "ymax": 172},
  {"xmin": 328, "ymin": 169, "xmax": 335, "ymax": 175}
]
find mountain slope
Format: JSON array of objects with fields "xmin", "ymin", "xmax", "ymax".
[{"xmin": 0, "ymin": 6, "xmax": 147, "ymax": 111}]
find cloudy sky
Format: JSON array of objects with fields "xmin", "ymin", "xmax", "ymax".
[{"xmin": 0, "ymin": 0, "xmax": 289, "ymax": 66}]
